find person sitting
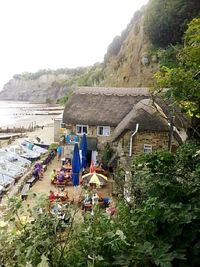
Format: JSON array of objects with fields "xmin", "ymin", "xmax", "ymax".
[
  {"xmin": 57, "ymin": 171, "xmax": 65, "ymax": 183},
  {"xmin": 106, "ymin": 206, "xmax": 116, "ymax": 217},
  {"xmin": 98, "ymin": 195, "xmax": 110, "ymax": 208},
  {"xmin": 66, "ymin": 160, "xmax": 71, "ymax": 167},
  {"xmin": 59, "ymin": 189, "xmax": 69, "ymax": 202},
  {"xmin": 34, "ymin": 162, "xmax": 44, "ymax": 179},
  {"xmin": 50, "ymin": 169, "xmax": 57, "ymax": 183},
  {"xmin": 50, "ymin": 203, "xmax": 62, "ymax": 215},
  {"xmin": 32, "ymin": 166, "xmax": 40, "ymax": 181},
  {"xmin": 92, "ymin": 193, "xmax": 99, "ymax": 205},
  {"xmin": 49, "ymin": 190, "xmax": 56, "ymax": 202},
  {"xmin": 82, "ymin": 195, "xmax": 92, "ymax": 213},
  {"xmin": 102, "ymin": 197, "xmax": 110, "ymax": 208}
]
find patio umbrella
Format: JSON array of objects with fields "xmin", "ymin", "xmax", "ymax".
[
  {"xmin": 72, "ymin": 143, "xmax": 81, "ymax": 186},
  {"xmin": 80, "ymin": 133, "xmax": 87, "ymax": 169},
  {"xmin": 82, "ymin": 172, "xmax": 108, "ymax": 187}
]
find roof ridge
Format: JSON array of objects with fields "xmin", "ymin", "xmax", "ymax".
[{"xmin": 74, "ymin": 87, "xmax": 150, "ymax": 97}]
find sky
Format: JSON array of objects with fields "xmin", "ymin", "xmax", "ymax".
[{"xmin": 0, "ymin": 0, "xmax": 149, "ymax": 90}]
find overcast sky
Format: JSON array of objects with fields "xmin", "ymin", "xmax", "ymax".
[{"xmin": 0, "ymin": 0, "xmax": 148, "ymax": 90}]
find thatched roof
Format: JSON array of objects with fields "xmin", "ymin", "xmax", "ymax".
[
  {"xmin": 74, "ymin": 87, "xmax": 149, "ymax": 96},
  {"xmin": 112, "ymin": 98, "xmax": 169, "ymax": 141},
  {"xmin": 63, "ymin": 87, "xmax": 189, "ymax": 138},
  {"xmin": 63, "ymin": 87, "xmax": 150, "ymax": 126}
]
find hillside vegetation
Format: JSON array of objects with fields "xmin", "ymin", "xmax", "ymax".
[
  {"xmin": 102, "ymin": 0, "xmax": 200, "ymax": 87},
  {"xmin": 144, "ymin": 0, "xmax": 200, "ymax": 47}
]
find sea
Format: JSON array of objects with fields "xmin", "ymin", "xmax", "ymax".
[{"xmin": 0, "ymin": 101, "xmax": 62, "ymax": 129}]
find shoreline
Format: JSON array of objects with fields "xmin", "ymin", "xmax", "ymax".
[
  {"xmin": 0, "ymin": 114, "xmax": 60, "ymax": 129},
  {"xmin": 0, "ymin": 100, "xmax": 63, "ymax": 129},
  {"xmin": 0, "ymin": 121, "xmax": 56, "ymax": 207},
  {"xmin": 0, "ymin": 114, "xmax": 58, "ymax": 148}
]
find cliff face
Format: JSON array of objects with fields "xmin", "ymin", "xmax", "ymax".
[
  {"xmin": 102, "ymin": 8, "xmax": 158, "ymax": 87},
  {"xmin": 0, "ymin": 74, "xmax": 70, "ymax": 103}
]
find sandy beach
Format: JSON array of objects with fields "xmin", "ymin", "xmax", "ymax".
[{"xmin": 0, "ymin": 113, "xmax": 59, "ymax": 148}]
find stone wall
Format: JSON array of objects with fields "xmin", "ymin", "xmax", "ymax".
[
  {"xmin": 132, "ymin": 131, "xmax": 169, "ymax": 154},
  {"xmin": 115, "ymin": 130, "xmax": 179, "ymax": 167}
]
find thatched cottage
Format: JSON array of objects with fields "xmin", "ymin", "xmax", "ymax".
[{"xmin": 62, "ymin": 87, "xmax": 188, "ymax": 167}]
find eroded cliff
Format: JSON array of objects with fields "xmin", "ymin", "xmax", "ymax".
[
  {"xmin": 0, "ymin": 74, "xmax": 70, "ymax": 103},
  {"xmin": 102, "ymin": 8, "xmax": 158, "ymax": 87}
]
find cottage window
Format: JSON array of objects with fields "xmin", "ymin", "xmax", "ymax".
[
  {"xmin": 97, "ymin": 126, "xmax": 110, "ymax": 136},
  {"xmin": 144, "ymin": 144, "xmax": 152, "ymax": 153},
  {"xmin": 76, "ymin": 125, "xmax": 88, "ymax": 135}
]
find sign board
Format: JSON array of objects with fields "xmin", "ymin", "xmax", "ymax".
[{"xmin": 66, "ymin": 134, "xmax": 79, "ymax": 145}]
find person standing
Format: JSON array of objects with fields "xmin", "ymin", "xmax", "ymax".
[
  {"xmin": 50, "ymin": 169, "xmax": 57, "ymax": 183},
  {"xmin": 57, "ymin": 145, "xmax": 62, "ymax": 161}
]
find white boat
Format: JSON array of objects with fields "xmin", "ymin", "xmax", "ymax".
[
  {"xmin": 0, "ymin": 173, "xmax": 15, "ymax": 191},
  {"xmin": 6, "ymin": 145, "xmax": 40, "ymax": 162},
  {"xmin": 0, "ymin": 149, "xmax": 31, "ymax": 169},
  {"xmin": 21, "ymin": 140, "xmax": 48, "ymax": 155},
  {"xmin": 0, "ymin": 159, "xmax": 25, "ymax": 179},
  {"xmin": 24, "ymin": 137, "xmax": 50, "ymax": 149}
]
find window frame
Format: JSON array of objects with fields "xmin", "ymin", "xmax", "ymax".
[
  {"xmin": 76, "ymin": 124, "xmax": 88, "ymax": 135},
  {"xmin": 97, "ymin": 126, "xmax": 110, "ymax": 136}
]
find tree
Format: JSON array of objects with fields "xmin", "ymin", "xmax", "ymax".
[
  {"xmin": 144, "ymin": 0, "xmax": 200, "ymax": 47},
  {"xmin": 155, "ymin": 18, "xmax": 200, "ymax": 137}
]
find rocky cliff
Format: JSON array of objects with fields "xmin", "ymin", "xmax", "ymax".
[
  {"xmin": 102, "ymin": 7, "xmax": 158, "ymax": 87},
  {"xmin": 0, "ymin": 73, "xmax": 71, "ymax": 103}
]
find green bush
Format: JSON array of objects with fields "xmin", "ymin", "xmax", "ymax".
[{"xmin": 144, "ymin": 0, "xmax": 200, "ymax": 47}]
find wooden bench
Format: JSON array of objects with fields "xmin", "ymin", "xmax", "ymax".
[
  {"xmin": 21, "ymin": 183, "xmax": 30, "ymax": 200},
  {"xmin": 26, "ymin": 176, "xmax": 37, "ymax": 187}
]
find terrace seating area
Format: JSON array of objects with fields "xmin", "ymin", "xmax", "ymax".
[{"xmin": 20, "ymin": 149, "xmax": 56, "ymax": 200}]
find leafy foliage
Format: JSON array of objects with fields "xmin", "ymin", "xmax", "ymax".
[
  {"xmin": 77, "ymin": 63, "xmax": 104, "ymax": 86},
  {"xmin": 101, "ymin": 143, "xmax": 113, "ymax": 166},
  {"xmin": 57, "ymin": 90, "xmax": 73, "ymax": 105},
  {"xmin": 13, "ymin": 63, "xmax": 104, "ymax": 88},
  {"xmin": 157, "ymin": 45, "xmax": 180, "ymax": 68},
  {"xmin": 129, "ymin": 141, "xmax": 200, "ymax": 266},
  {"xmin": 155, "ymin": 18, "xmax": 200, "ymax": 137},
  {"xmin": 144, "ymin": 0, "xmax": 200, "ymax": 47},
  {"xmin": 13, "ymin": 67, "xmax": 88, "ymax": 81}
]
